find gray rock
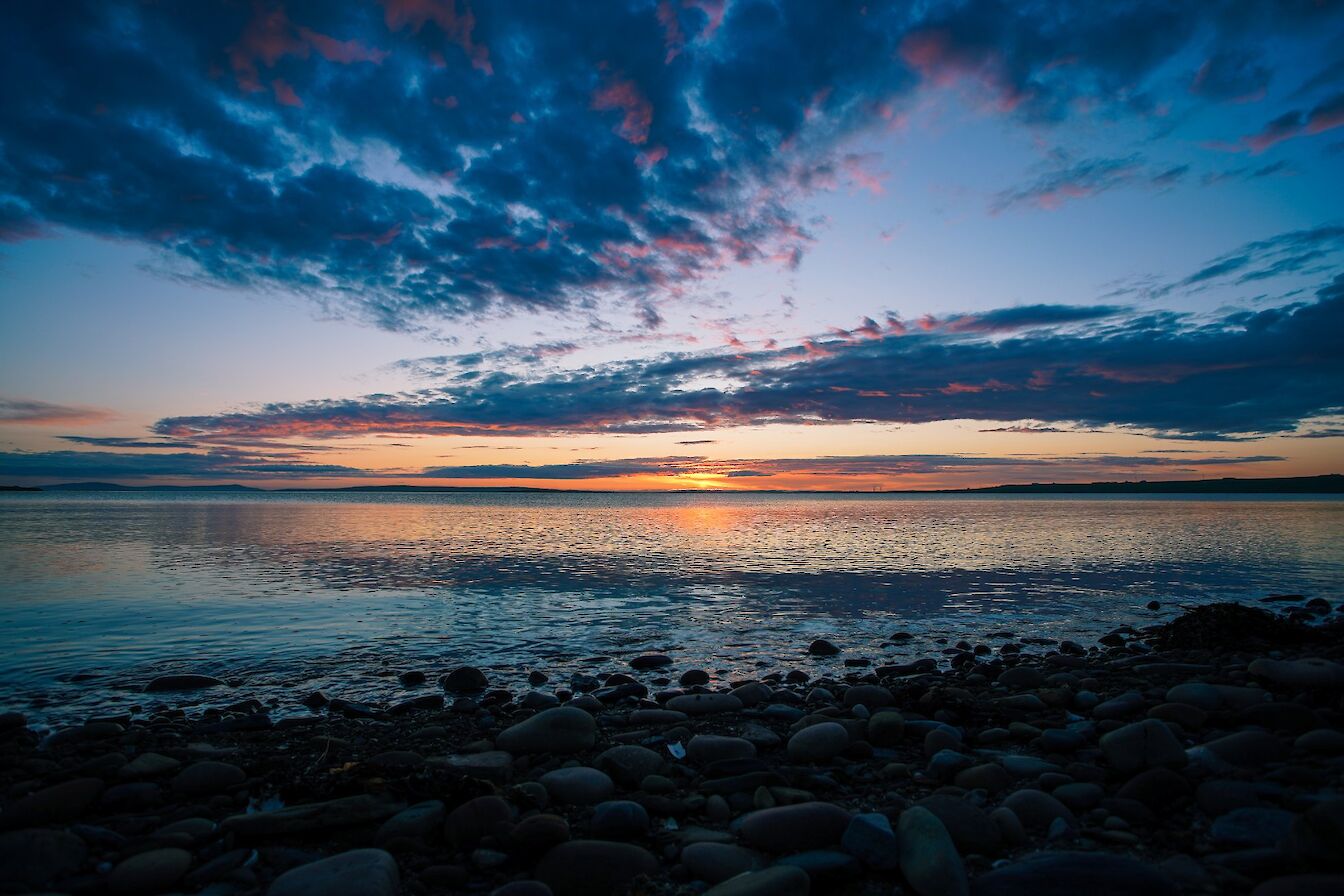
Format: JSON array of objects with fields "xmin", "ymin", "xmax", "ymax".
[
  {"xmin": 447, "ymin": 795, "xmax": 514, "ymax": 849},
  {"xmin": 1251, "ymin": 875, "xmax": 1344, "ymax": 896},
  {"xmin": 843, "ymin": 684, "xmax": 894, "ymax": 708},
  {"xmin": 739, "ymin": 802, "xmax": 852, "ymax": 852},
  {"xmin": 224, "ymin": 794, "xmax": 404, "ymax": 836},
  {"xmin": 1165, "ymin": 682, "xmax": 1224, "ymax": 710},
  {"xmin": 0, "ymin": 828, "xmax": 87, "ymax": 887},
  {"xmin": 970, "ymin": 851, "xmax": 1179, "ymax": 896},
  {"xmin": 898, "ymin": 806, "xmax": 968, "ymax": 896},
  {"xmin": 1099, "ymin": 719, "xmax": 1186, "ymax": 775},
  {"xmin": 172, "ymin": 760, "xmax": 246, "ymax": 797},
  {"xmin": 595, "ymin": 744, "xmax": 664, "ymax": 787},
  {"xmin": 867, "ymin": 710, "xmax": 905, "ymax": 746},
  {"xmin": 497, "ymin": 707, "xmax": 597, "ymax": 754},
  {"xmin": 808, "ymin": 639, "xmax": 841, "ymax": 655},
  {"xmin": 1249, "ymin": 657, "xmax": 1344, "ymax": 690},
  {"xmin": 917, "ymin": 794, "xmax": 1002, "ymax": 855},
  {"xmin": 535, "ymin": 840, "xmax": 658, "ymax": 896},
  {"xmin": 540, "ymin": 767, "xmax": 615, "ymax": 805},
  {"xmin": 687, "ymin": 735, "xmax": 756, "ymax": 765},
  {"xmin": 590, "ymin": 800, "xmax": 649, "ymax": 839},
  {"xmin": 730, "ymin": 682, "xmax": 774, "ymax": 706},
  {"xmin": 269, "ymin": 848, "xmax": 399, "ymax": 896},
  {"xmin": 0, "ymin": 777, "xmax": 103, "ymax": 828},
  {"xmin": 145, "ymin": 673, "xmax": 224, "ymax": 692},
  {"xmin": 704, "ymin": 866, "xmax": 811, "ymax": 896},
  {"xmin": 998, "ymin": 666, "xmax": 1046, "ymax": 689},
  {"xmin": 680, "ymin": 842, "xmax": 762, "ymax": 883},
  {"xmin": 119, "ymin": 752, "xmax": 181, "ymax": 779},
  {"xmin": 788, "ymin": 722, "xmax": 849, "ymax": 762},
  {"xmin": 1297, "ymin": 729, "xmax": 1344, "ymax": 754},
  {"xmin": 1204, "ymin": 730, "xmax": 1289, "ymax": 767},
  {"xmin": 1211, "ymin": 807, "xmax": 1297, "ymax": 848},
  {"xmin": 441, "ymin": 666, "xmax": 489, "ymax": 692},
  {"xmin": 511, "ymin": 813, "xmax": 571, "ymax": 853},
  {"xmin": 108, "ymin": 847, "xmax": 192, "ymax": 894},
  {"xmin": 666, "ymin": 693, "xmax": 744, "ymax": 715},
  {"xmin": 630, "ymin": 654, "xmax": 673, "ymax": 670},
  {"xmin": 435, "ymin": 751, "xmax": 513, "ymax": 780},
  {"xmin": 1001, "ymin": 790, "xmax": 1076, "ymax": 833},
  {"xmin": 842, "ymin": 812, "xmax": 899, "ymax": 870},
  {"xmin": 377, "ymin": 800, "xmax": 446, "ymax": 845},
  {"xmin": 1052, "ymin": 782, "xmax": 1103, "ymax": 811},
  {"xmin": 955, "ymin": 763, "xmax": 1012, "ymax": 794}
]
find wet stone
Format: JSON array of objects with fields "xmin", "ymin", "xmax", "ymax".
[{"xmin": 268, "ymin": 848, "xmax": 400, "ymax": 896}]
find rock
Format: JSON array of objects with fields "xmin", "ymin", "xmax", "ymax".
[
  {"xmin": 590, "ymin": 800, "xmax": 649, "ymax": 839},
  {"xmin": 172, "ymin": 760, "xmax": 246, "ymax": 796},
  {"xmin": 898, "ymin": 806, "xmax": 968, "ymax": 896},
  {"xmin": 842, "ymin": 812, "xmax": 899, "ymax": 870},
  {"xmin": 867, "ymin": 711, "xmax": 905, "ymax": 746},
  {"xmin": 1001, "ymin": 790, "xmax": 1076, "ymax": 833},
  {"xmin": 541, "ymin": 767, "xmax": 615, "ymax": 805},
  {"xmin": 788, "ymin": 722, "xmax": 850, "ymax": 762},
  {"xmin": 704, "ymin": 866, "xmax": 811, "ymax": 896},
  {"xmin": 1148, "ymin": 702, "xmax": 1207, "ymax": 730},
  {"xmin": 666, "ymin": 693, "xmax": 744, "ymax": 715},
  {"xmin": 378, "ymin": 800, "xmax": 446, "ymax": 845},
  {"xmin": 680, "ymin": 669, "xmax": 710, "ymax": 686},
  {"xmin": 120, "ymin": 751, "xmax": 181, "ymax": 778},
  {"xmin": 682, "ymin": 842, "xmax": 762, "ymax": 883},
  {"xmin": 630, "ymin": 654, "xmax": 673, "ymax": 670},
  {"xmin": 107, "ymin": 847, "xmax": 192, "ymax": 894},
  {"xmin": 1211, "ymin": 807, "xmax": 1297, "ymax": 848},
  {"xmin": 446, "ymin": 796, "xmax": 514, "ymax": 849},
  {"xmin": 629, "ymin": 708, "xmax": 689, "ymax": 725},
  {"xmin": 224, "ymin": 794, "xmax": 405, "ymax": 837},
  {"xmin": 0, "ymin": 777, "xmax": 103, "ymax": 827},
  {"xmin": 493, "ymin": 883, "xmax": 555, "ymax": 896},
  {"xmin": 991, "ymin": 806, "xmax": 1026, "ymax": 847},
  {"xmin": 739, "ymin": 802, "xmax": 852, "ymax": 853},
  {"xmin": 998, "ymin": 666, "xmax": 1046, "ymax": 689},
  {"xmin": 917, "ymin": 794, "xmax": 1002, "ymax": 855},
  {"xmin": 1251, "ymin": 875, "xmax": 1344, "ymax": 896},
  {"xmin": 437, "ymin": 751, "xmax": 513, "ymax": 780},
  {"xmin": 1249, "ymin": 657, "xmax": 1344, "ymax": 690},
  {"xmin": 1115, "ymin": 766, "xmax": 1190, "ymax": 808},
  {"xmin": 1297, "ymin": 729, "xmax": 1344, "ymax": 754},
  {"xmin": 970, "ymin": 851, "xmax": 1180, "ymax": 896},
  {"xmin": 688, "ymin": 735, "xmax": 757, "ymax": 765},
  {"xmin": 497, "ymin": 707, "xmax": 597, "ymax": 754},
  {"xmin": 595, "ymin": 744, "xmax": 664, "ymax": 787},
  {"xmin": 512, "ymin": 814, "xmax": 571, "ymax": 853},
  {"xmin": 1165, "ymin": 682, "xmax": 1224, "ymax": 710},
  {"xmin": 808, "ymin": 639, "xmax": 841, "ymax": 656},
  {"xmin": 843, "ymin": 684, "xmax": 894, "ymax": 708},
  {"xmin": 535, "ymin": 840, "xmax": 658, "ymax": 896},
  {"xmin": 1098, "ymin": 719, "xmax": 1187, "ymax": 775},
  {"xmin": 1204, "ymin": 730, "xmax": 1289, "ymax": 767},
  {"xmin": 269, "ymin": 848, "xmax": 399, "ymax": 896},
  {"xmin": 1198, "ymin": 779, "xmax": 1263, "ymax": 816},
  {"xmin": 0, "ymin": 828, "xmax": 87, "ymax": 887},
  {"xmin": 955, "ymin": 763, "xmax": 1012, "ymax": 793},
  {"xmin": 1052, "ymin": 782, "xmax": 1104, "ymax": 811},
  {"xmin": 398, "ymin": 670, "xmax": 426, "ymax": 686},
  {"xmin": 1286, "ymin": 798, "xmax": 1344, "ymax": 868},
  {"xmin": 777, "ymin": 849, "xmax": 860, "ymax": 884},
  {"xmin": 145, "ymin": 673, "xmax": 224, "ymax": 692},
  {"xmin": 441, "ymin": 666, "xmax": 489, "ymax": 691},
  {"xmin": 730, "ymin": 682, "xmax": 774, "ymax": 706}
]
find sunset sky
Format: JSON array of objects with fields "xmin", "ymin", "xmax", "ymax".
[{"xmin": 2, "ymin": 0, "xmax": 1343, "ymax": 490}]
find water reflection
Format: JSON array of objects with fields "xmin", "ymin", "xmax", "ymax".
[{"xmin": 0, "ymin": 492, "xmax": 1340, "ymax": 721}]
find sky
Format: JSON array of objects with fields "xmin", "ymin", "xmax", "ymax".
[{"xmin": 1, "ymin": 0, "xmax": 1343, "ymax": 491}]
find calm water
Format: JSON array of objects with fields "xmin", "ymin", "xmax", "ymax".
[{"xmin": 1, "ymin": 491, "xmax": 1342, "ymax": 722}]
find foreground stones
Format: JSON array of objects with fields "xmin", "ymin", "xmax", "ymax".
[{"xmin": 1, "ymin": 600, "xmax": 1342, "ymax": 896}]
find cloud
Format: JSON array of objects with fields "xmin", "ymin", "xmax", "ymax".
[
  {"xmin": 0, "ymin": 449, "xmax": 371, "ymax": 481},
  {"xmin": 1190, "ymin": 48, "xmax": 1271, "ymax": 102},
  {"xmin": 0, "ymin": 397, "xmax": 112, "ymax": 426},
  {"xmin": 990, "ymin": 155, "xmax": 1148, "ymax": 213},
  {"xmin": 3, "ymin": 2, "xmax": 1341, "ymax": 329},
  {"xmin": 1240, "ymin": 91, "xmax": 1344, "ymax": 152},
  {"xmin": 415, "ymin": 452, "xmax": 1284, "ymax": 482},
  {"xmin": 152, "ymin": 269, "xmax": 1344, "ymax": 442}
]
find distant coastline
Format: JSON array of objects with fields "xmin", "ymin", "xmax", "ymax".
[{"xmin": 4, "ymin": 472, "xmax": 1342, "ymax": 495}]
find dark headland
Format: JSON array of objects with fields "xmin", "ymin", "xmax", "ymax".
[{"xmin": 2, "ymin": 598, "xmax": 1342, "ymax": 895}]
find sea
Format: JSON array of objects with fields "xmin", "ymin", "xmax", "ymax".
[{"xmin": 1, "ymin": 490, "xmax": 1341, "ymax": 722}]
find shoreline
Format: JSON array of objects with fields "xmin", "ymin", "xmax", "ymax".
[{"xmin": 2, "ymin": 598, "xmax": 1343, "ymax": 895}]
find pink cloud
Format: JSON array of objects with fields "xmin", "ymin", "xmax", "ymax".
[
  {"xmin": 382, "ymin": 0, "xmax": 492, "ymax": 74},
  {"xmin": 592, "ymin": 76, "xmax": 654, "ymax": 145}
]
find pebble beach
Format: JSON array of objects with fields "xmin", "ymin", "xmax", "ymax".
[{"xmin": 2, "ymin": 597, "xmax": 1343, "ymax": 896}]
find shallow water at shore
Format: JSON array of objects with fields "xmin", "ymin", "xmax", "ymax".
[{"xmin": 1, "ymin": 491, "xmax": 1342, "ymax": 720}]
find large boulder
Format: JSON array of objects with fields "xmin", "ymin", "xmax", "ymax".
[{"xmin": 497, "ymin": 707, "xmax": 597, "ymax": 754}]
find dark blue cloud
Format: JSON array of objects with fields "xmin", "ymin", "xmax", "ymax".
[
  {"xmin": 4, "ymin": 1, "xmax": 1341, "ymax": 328},
  {"xmin": 152, "ymin": 271, "xmax": 1344, "ymax": 441},
  {"xmin": 0, "ymin": 449, "xmax": 371, "ymax": 480}
]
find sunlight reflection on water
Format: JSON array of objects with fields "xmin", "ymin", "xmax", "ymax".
[{"xmin": 1, "ymin": 491, "xmax": 1341, "ymax": 720}]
